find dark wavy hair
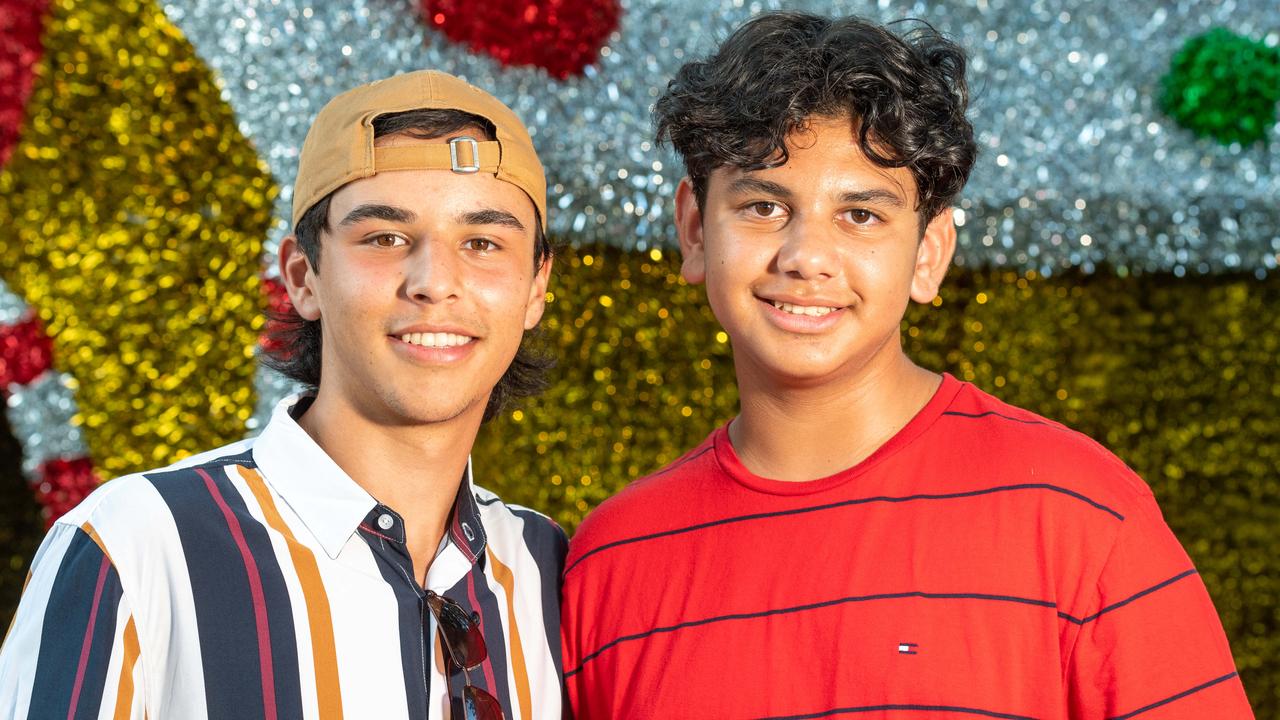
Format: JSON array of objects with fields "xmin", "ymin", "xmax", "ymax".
[
  {"xmin": 654, "ymin": 12, "xmax": 977, "ymax": 223},
  {"xmin": 263, "ymin": 108, "xmax": 556, "ymax": 423}
]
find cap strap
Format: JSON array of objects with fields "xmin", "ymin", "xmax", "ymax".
[{"xmin": 373, "ymin": 139, "xmax": 501, "ymax": 175}]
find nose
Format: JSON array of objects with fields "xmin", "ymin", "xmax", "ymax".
[
  {"xmin": 774, "ymin": 215, "xmax": 840, "ymax": 280},
  {"xmin": 404, "ymin": 242, "xmax": 462, "ymax": 304}
]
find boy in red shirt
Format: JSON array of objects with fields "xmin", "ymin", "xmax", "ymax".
[{"xmin": 562, "ymin": 12, "xmax": 1253, "ymax": 719}]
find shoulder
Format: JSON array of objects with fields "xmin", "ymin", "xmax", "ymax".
[
  {"xmin": 472, "ymin": 484, "xmax": 568, "ymax": 562},
  {"xmin": 567, "ymin": 430, "xmax": 719, "ymax": 566},
  {"xmin": 55, "ymin": 440, "xmax": 258, "ymax": 550},
  {"xmin": 933, "ymin": 381, "xmax": 1155, "ymax": 517}
]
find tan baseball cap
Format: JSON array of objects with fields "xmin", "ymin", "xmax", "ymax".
[{"xmin": 291, "ymin": 69, "xmax": 546, "ymax": 231}]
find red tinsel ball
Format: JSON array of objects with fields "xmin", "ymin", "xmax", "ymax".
[
  {"xmin": 35, "ymin": 457, "xmax": 100, "ymax": 526},
  {"xmin": 0, "ymin": 314, "xmax": 54, "ymax": 389},
  {"xmin": 422, "ymin": 0, "xmax": 621, "ymax": 80},
  {"xmin": 259, "ymin": 276, "xmax": 295, "ymax": 356},
  {"xmin": 0, "ymin": 0, "xmax": 50, "ymax": 167}
]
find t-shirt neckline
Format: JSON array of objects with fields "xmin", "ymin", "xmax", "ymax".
[{"xmin": 714, "ymin": 373, "xmax": 963, "ymax": 496}]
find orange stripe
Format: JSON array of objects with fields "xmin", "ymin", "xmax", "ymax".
[
  {"xmin": 113, "ymin": 616, "xmax": 141, "ymax": 719},
  {"xmin": 82, "ymin": 521, "xmax": 112, "ymax": 563},
  {"xmin": 486, "ymin": 548, "xmax": 531, "ymax": 719},
  {"xmin": 236, "ymin": 465, "xmax": 343, "ymax": 719}
]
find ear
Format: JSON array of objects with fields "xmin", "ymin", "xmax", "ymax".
[
  {"xmin": 674, "ymin": 177, "xmax": 707, "ymax": 285},
  {"xmin": 523, "ymin": 254, "xmax": 554, "ymax": 330},
  {"xmin": 279, "ymin": 234, "xmax": 322, "ymax": 321},
  {"xmin": 909, "ymin": 207, "xmax": 957, "ymax": 304}
]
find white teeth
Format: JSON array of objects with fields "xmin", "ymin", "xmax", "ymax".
[
  {"xmin": 771, "ymin": 300, "xmax": 837, "ymax": 317},
  {"xmin": 399, "ymin": 332, "xmax": 473, "ymax": 348}
]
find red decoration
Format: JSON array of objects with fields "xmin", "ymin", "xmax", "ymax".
[
  {"xmin": 0, "ymin": 0, "xmax": 50, "ymax": 167},
  {"xmin": 422, "ymin": 0, "xmax": 620, "ymax": 79},
  {"xmin": 0, "ymin": 314, "xmax": 54, "ymax": 390},
  {"xmin": 259, "ymin": 276, "xmax": 295, "ymax": 355},
  {"xmin": 34, "ymin": 457, "xmax": 100, "ymax": 526}
]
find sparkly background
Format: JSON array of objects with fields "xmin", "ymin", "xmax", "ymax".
[{"xmin": 0, "ymin": 0, "xmax": 1277, "ymax": 711}]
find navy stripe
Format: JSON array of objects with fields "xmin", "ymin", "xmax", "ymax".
[
  {"xmin": 1106, "ymin": 671, "xmax": 1239, "ymax": 720},
  {"xmin": 942, "ymin": 410, "xmax": 1056, "ymax": 428},
  {"xmin": 360, "ymin": 521, "xmax": 430, "ymax": 720},
  {"xmin": 566, "ymin": 482, "xmax": 1123, "ymax": 576},
  {"xmin": 30, "ymin": 530, "xmax": 123, "ymax": 720},
  {"xmin": 210, "ymin": 466, "xmax": 304, "ymax": 720},
  {"xmin": 453, "ymin": 561, "xmax": 514, "ymax": 713},
  {"xmin": 566, "ymin": 590, "xmax": 1058, "ymax": 677},
  {"xmin": 1058, "ymin": 568, "xmax": 1198, "ymax": 624},
  {"xmin": 640, "ymin": 445, "xmax": 714, "ymax": 481},
  {"xmin": 511, "ymin": 507, "xmax": 568, "ymax": 679},
  {"xmin": 756, "ymin": 703, "xmax": 1036, "ymax": 720},
  {"xmin": 148, "ymin": 463, "xmax": 302, "ymax": 720}
]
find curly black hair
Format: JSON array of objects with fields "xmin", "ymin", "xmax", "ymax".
[
  {"xmin": 654, "ymin": 12, "xmax": 977, "ymax": 223},
  {"xmin": 263, "ymin": 108, "xmax": 556, "ymax": 423}
]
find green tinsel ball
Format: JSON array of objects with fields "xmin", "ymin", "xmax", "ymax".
[{"xmin": 1160, "ymin": 28, "xmax": 1280, "ymax": 145}]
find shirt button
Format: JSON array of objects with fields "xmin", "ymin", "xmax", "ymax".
[
  {"xmin": 461, "ymin": 522, "xmax": 475, "ymax": 541},
  {"xmin": 377, "ymin": 513, "xmax": 395, "ymax": 530}
]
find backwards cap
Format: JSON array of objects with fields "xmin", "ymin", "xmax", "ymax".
[{"xmin": 291, "ymin": 70, "xmax": 546, "ymax": 231}]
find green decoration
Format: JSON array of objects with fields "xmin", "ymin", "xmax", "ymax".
[{"xmin": 1160, "ymin": 27, "xmax": 1280, "ymax": 145}]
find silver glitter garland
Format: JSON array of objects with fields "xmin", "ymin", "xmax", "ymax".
[
  {"xmin": 162, "ymin": 0, "xmax": 1279, "ymax": 276},
  {"xmin": 0, "ymin": 278, "xmax": 29, "ymax": 327},
  {"xmin": 247, "ymin": 360, "xmax": 306, "ymax": 434},
  {"xmin": 6, "ymin": 372, "xmax": 90, "ymax": 477}
]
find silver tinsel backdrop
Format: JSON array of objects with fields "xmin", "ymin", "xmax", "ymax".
[{"xmin": 159, "ymin": 0, "xmax": 1280, "ymax": 276}]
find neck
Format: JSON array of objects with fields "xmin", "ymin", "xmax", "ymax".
[
  {"xmin": 729, "ymin": 344, "xmax": 940, "ymax": 482},
  {"xmin": 297, "ymin": 388, "xmax": 482, "ymax": 583}
]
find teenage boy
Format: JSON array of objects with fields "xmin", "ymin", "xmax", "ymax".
[
  {"xmin": 1, "ymin": 70, "xmax": 564, "ymax": 720},
  {"xmin": 562, "ymin": 13, "xmax": 1253, "ymax": 719}
]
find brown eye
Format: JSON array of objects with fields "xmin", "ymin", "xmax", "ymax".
[
  {"xmin": 371, "ymin": 234, "xmax": 406, "ymax": 247},
  {"xmin": 750, "ymin": 202, "xmax": 779, "ymax": 217},
  {"xmin": 466, "ymin": 238, "xmax": 498, "ymax": 253},
  {"xmin": 849, "ymin": 209, "xmax": 875, "ymax": 224}
]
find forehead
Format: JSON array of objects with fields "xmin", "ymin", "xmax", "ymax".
[{"xmin": 713, "ymin": 115, "xmax": 919, "ymax": 206}]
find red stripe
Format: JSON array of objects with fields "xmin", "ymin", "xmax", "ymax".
[
  {"xmin": 465, "ymin": 572, "xmax": 500, "ymax": 693},
  {"xmin": 65, "ymin": 554, "xmax": 110, "ymax": 720},
  {"xmin": 197, "ymin": 467, "xmax": 278, "ymax": 720}
]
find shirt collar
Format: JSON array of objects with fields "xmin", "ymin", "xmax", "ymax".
[
  {"xmin": 447, "ymin": 462, "xmax": 487, "ymax": 564},
  {"xmin": 252, "ymin": 394, "xmax": 487, "ymax": 564}
]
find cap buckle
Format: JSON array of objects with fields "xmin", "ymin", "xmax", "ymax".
[{"xmin": 449, "ymin": 136, "xmax": 481, "ymax": 174}]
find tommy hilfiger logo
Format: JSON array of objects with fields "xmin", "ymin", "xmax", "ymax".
[{"xmin": 898, "ymin": 642, "xmax": 919, "ymax": 655}]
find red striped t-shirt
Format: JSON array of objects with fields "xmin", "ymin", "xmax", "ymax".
[{"xmin": 563, "ymin": 374, "xmax": 1253, "ymax": 719}]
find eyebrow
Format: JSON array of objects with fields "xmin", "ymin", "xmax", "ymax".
[
  {"xmin": 726, "ymin": 177, "xmax": 793, "ymax": 201},
  {"xmin": 336, "ymin": 205, "xmax": 527, "ymax": 232},
  {"xmin": 338, "ymin": 204, "xmax": 417, "ymax": 226},
  {"xmin": 728, "ymin": 178, "xmax": 906, "ymax": 208},
  {"xmin": 458, "ymin": 209, "xmax": 527, "ymax": 232},
  {"xmin": 839, "ymin": 189, "xmax": 906, "ymax": 208}
]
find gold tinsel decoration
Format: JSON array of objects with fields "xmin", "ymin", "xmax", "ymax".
[{"xmin": 0, "ymin": 0, "xmax": 276, "ymax": 477}]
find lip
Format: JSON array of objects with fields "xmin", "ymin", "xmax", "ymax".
[
  {"xmin": 388, "ymin": 324, "xmax": 479, "ymax": 365},
  {"xmin": 391, "ymin": 323, "xmax": 479, "ymax": 338},
  {"xmin": 756, "ymin": 295, "xmax": 848, "ymax": 333}
]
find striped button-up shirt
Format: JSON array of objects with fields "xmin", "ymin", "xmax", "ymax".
[{"xmin": 0, "ymin": 395, "xmax": 567, "ymax": 720}]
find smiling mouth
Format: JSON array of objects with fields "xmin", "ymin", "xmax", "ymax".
[
  {"xmin": 769, "ymin": 300, "xmax": 842, "ymax": 317},
  {"xmin": 398, "ymin": 332, "xmax": 475, "ymax": 348}
]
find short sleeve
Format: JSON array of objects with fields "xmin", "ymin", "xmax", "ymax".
[
  {"xmin": 1064, "ymin": 490, "xmax": 1253, "ymax": 718},
  {"xmin": 0, "ymin": 522, "xmax": 146, "ymax": 720}
]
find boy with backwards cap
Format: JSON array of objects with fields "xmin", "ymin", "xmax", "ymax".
[
  {"xmin": 1, "ymin": 70, "xmax": 563, "ymax": 720},
  {"xmin": 561, "ymin": 12, "xmax": 1253, "ymax": 719}
]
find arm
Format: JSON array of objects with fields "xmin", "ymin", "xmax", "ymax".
[
  {"xmin": 1064, "ymin": 488, "xmax": 1253, "ymax": 718},
  {"xmin": 0, "ymin": 522, "xmax": 146, "ymax": 720}
]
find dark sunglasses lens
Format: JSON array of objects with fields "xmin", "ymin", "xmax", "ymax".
[
  {"xmin": 463, "ymin": 685, "xmax": 505, "ymax": 720},
  {"xmin": 429, "ymin": 594, "xmax": 488, "ymax": 669}
]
